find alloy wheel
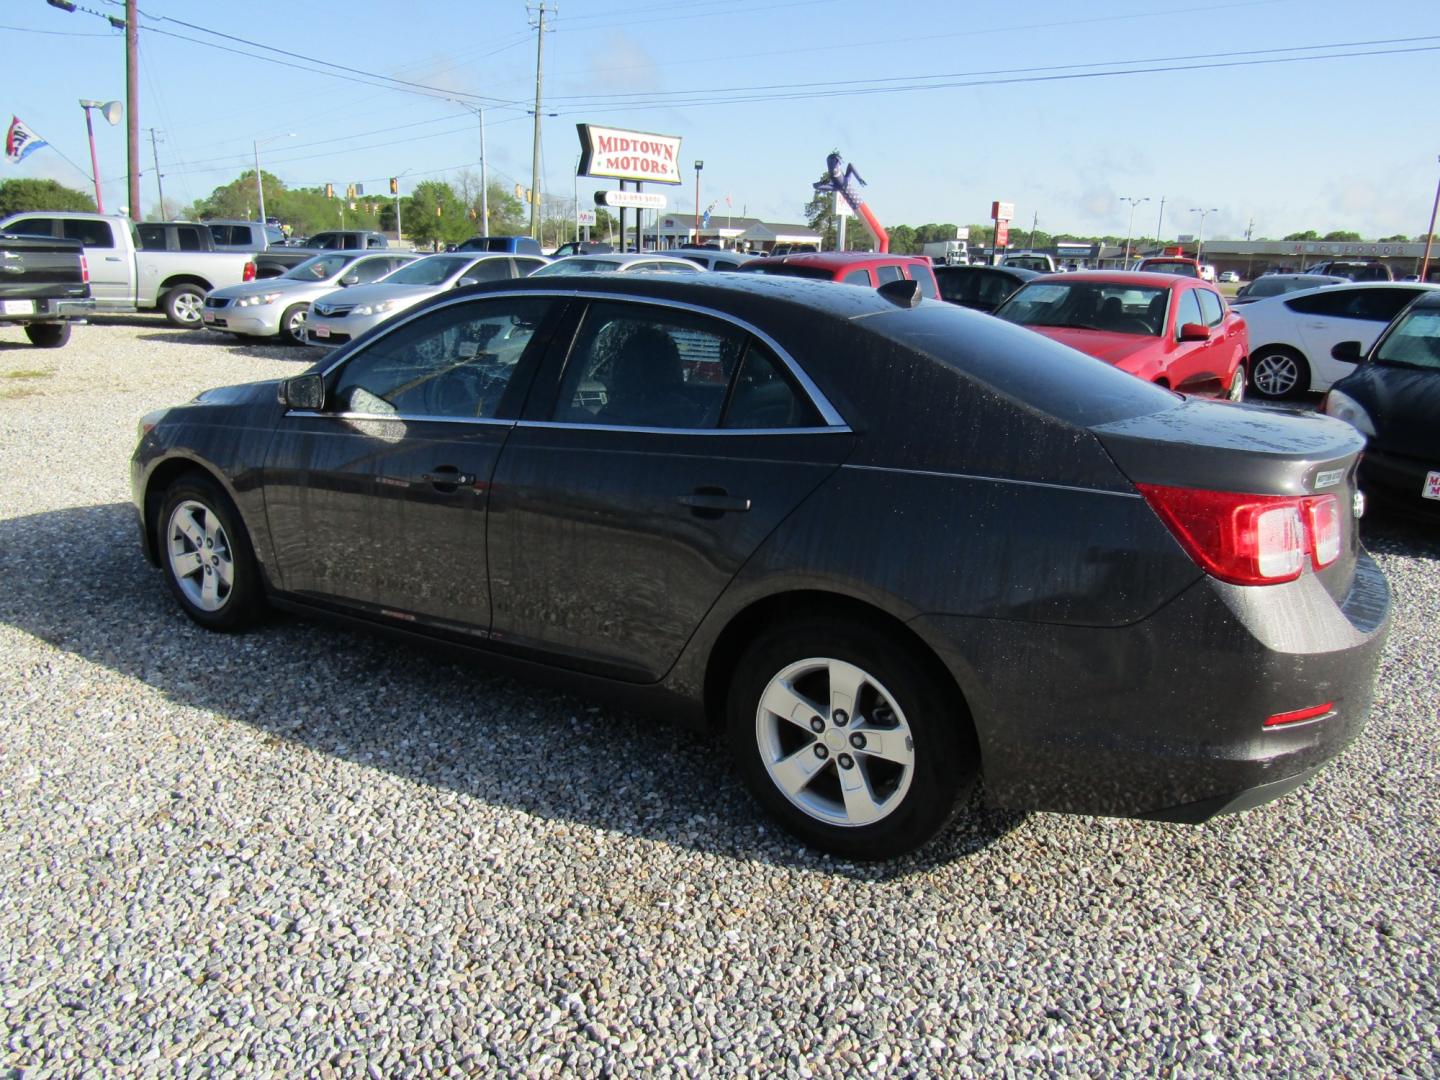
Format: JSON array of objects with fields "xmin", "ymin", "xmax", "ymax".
[
  {"xmin": 173, "ymin": 291, "xmax": 204, "ymax": 325},
  {"xmin": 288, "ymin": 308, "xmax": 307, "ymax": 337},
  {"xmin": 754, "ymin": 657, "xmax": 915, "ymax": 828},
  {"xmin": 165, "ymin": 499, "xmax": 234, "ymax": 612},
  {"xmin": 1251, "ymin": 353, "xmax": 1299, "ymax": 397}
]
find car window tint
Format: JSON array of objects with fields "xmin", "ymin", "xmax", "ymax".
[
  {"xmin": 1174, "ymin": 289, "xmax": 1203, "ymax": 334},
  {"xmin": 465, "ymin": 258, "xmax": 512, "ymax": 283},
  {"xmin": 1351, "ymin": 288, "xmax": 1421, "ymax": 322},
  {"xmin": 351, "ymin": 258, "xmax": 395, "ymax": 284},
  {"xmin": 177, "ymin": 226, "xmax": 203, "ymax": 252},
  {"xmin": 1197, "ymin": 289, "xmax": 1225, "ymax": 327},
  {"xmin": 977, "ymin": 271, "xmax": 1017, "ymax": 307},
  {"xmin": 842, "ymin": 269, "xmax": 872, "ymax": 286},
  {"xmin": 6, "ymin": 217, "xmax": 55, "ymax": 237},
  {"xmin": 907, "ymin": 263, "xmax": 939, "ymax": 297},
  {"xmin": 875, "ymin": 264, "xmax": 904, "ymax": 284},
  {"xmin": 208, "ymin": 225, "xmax": 231, "ymax": 245},
  {"xmin": 367, "ymin": 236, "xmax": 384, "ymax": 248},
  {"xmin": 62, "ymin": 218, "xmax": 114, "ymax": 248},
  {"xmin": 553, "ymin": 302, "xmax": 746, "ymax": 429},
  {"xmin": 331, "ymin": 297, "xmax": 550, "ymax": 419},
  {"xmin": 1285, "ymin": 290, "xmax": 1351, "ymax": 317},
  {"xmin": 137, "ymin": 223, "xmax": 167, "ymax": 250},
  {"xmin": 935, "ymin": 268, "xmax": 975, "ymax": 304},
  {"xmin": 722, "ymin": 344, "xmax": 822, "ymax": 429}
]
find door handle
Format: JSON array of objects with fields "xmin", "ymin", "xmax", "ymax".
[
  {"xmin": 105, "ymin": 256, "xmax": 123, "ymax": 262},
  {"xmin": 677, "ymin": 489, "xmax": 751, "ymax": 516},
  {"xmin": 422, "ymin": 467, "xmax": 478, "ymax": 491}
]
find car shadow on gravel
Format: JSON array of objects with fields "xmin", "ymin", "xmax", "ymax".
[
  {"xmin": 0, "ymin": 501, "xmax": 1019, "ymax": 878},
  {"xmin": 132, "ymin": 331, "xmax": 319, "ymax": 362}
]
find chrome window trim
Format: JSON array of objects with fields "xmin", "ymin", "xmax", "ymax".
[
  {"xmin": 284, "ymin": 410, "xmax": 515, "ymax": 428},
  {"xmin": 516, "ymin": 420, "xmax": 848, "ymax": 436},
  {"xmin": 313, "ymin": 287, "xmax": 847, "ymax": 428},
  {"xmin": 842, "ymin": 463, "xmax": 1140, "ymax": 499}
]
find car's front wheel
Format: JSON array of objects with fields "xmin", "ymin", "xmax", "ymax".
[
  {"xmin": 1249, "ymin": 346, "xmax": 1309, "ymax": 399},
  {"xmin": 727, "ymin": 618, "xmax": 978, "ymax": 859},
  {"xmin": 157, "ymin": 473, "xmax": 265, "ymax": 631},
  {"xmin": 279, "ymin": 303, "xmax": 309, "ymax": 345}
]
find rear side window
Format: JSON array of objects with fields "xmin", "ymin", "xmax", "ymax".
[
  {"xmin": 366, "ymin": 236, "xmax": 384, "ymax": 249},
  {"xmin": 5, "ymin": 217, "xmax": 55, "ymax": 237},
  {"xmin": 137, "ymin": 223, "xmax": 168, "ymax": 250},
  {"xmin": 350, "ymin": 258, "xmax": 394, "ymax": 284},
  {"xmin": 842, "ymin": 269, "xmax": 871, "ymax": 286},
  {"xmin": 208, "ymin": 225, "xmax": 232, "ymax": 245},
  {"xmin": 722, "ymin": 345, "xmax": 822, "ymax": 429},
  {"xmin": 935, "ymin": 268, "xmax": 976, "ymax": 304},
  {"xmin": 1197, "ymin": 289, "xmax": 1224, "ymax": 327},
  {"xmin": 513, "ymin": 257, "xmax": 547, "ymax": 276},
  {"xmin": 177, "ymin": 226, "xmax": 204, "ymax": 251},
  {"xmin": 465, "ymin": 258, "xmax": 512, "ymax": 284},
  {"xmin": 62, "ymin": 219, "xmax": 114, "ymax": 248},
  {"xmin": 875, "ymin": 264, "xmax": 904, "ymax": 285},
  {"xmin": 907, "ymin": 263, "xmax": 939, "ymax": 297},
  {"xmin": 1285, "ymin": 290, "xmax": 1352, "ymax": 317}
]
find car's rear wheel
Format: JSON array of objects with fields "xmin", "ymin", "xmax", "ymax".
[
  {"xmin": 279, "ymin": 303, "xmax": 309, "ymax": 345},
  {"xmin": 727, "ymin": 618, "xmax": 977, "ymax": 859},
  {"xmin": 1249, "ymin": 347, "xmax": 1309, "ymax": 399},
  {"xmin": 162, "ymin": 285, "xmax": 206, "ymax": 329},
  {"xmin": 23, "ymin": 322, "xmax": 70, "ymax": 348},
  {"xmin": 158, "ymin": 474, "xmax": 264, "ymax": 631}
]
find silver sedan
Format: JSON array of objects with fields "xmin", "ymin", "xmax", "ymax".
[
  {"xmin": 305, "ymin": 252, "xmax": 549, "ymax": 347},
  {"xmin": 202, "ymin": 252, "xmax": 417, "ymax": 344}
]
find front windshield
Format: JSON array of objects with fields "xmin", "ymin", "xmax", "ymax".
[
  {"xmin": 1374, "ymin": 306, "xmax": 1440, "ymax": 370},
  {"xmin": 531, "ymin": 258, "xmax": 622, "ymax": 276},
  {"xmin": 283, "ymin": 254, "xmax": 351, "ymax": 281},
  {"xmin": 380, "ymin": 256, "xmax": 469, "ymax": 286},
  {"xmin": 997, "ymin": 281, "xmax": 1168, "ymax": 336}
]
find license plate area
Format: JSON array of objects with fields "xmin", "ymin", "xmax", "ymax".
[
  {"xmin": 313, "ymin": 326, "xmax": 330, "ymax": 338},
  {"xmin": 1, "ymin": 299, "xmax": 36, "ymax": 315},
  {"xmin": 1424, "ymin": 471, "xmax": 1440, "ymax": 501}
]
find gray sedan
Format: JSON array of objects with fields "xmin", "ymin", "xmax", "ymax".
[
  {"xmin": 202, "ymin": 251, "xmax": 416, "ymax": 344},
  {"xmin": 305, "ymin": 252, "xmax": 548, "ymax": 347}
]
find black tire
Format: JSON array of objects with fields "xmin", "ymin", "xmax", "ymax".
[
  {"xmin": 1248, "ymin": 346, "xmax": 1309, "ymax": 400},
  {"xmin": 1226, "ymin": 363, "xmax": 1246, "ymax": 402},
  {"xmin": 156, "ymin": 473, "xmax": 265, "ymax": 632},
  {"xmin": 726, "ymin": 617, "xmax": 978, "ymax": 860},
  {"xmin": 279, "ymin": 303, "xmax": 309, "ymax": 345},
  {"xmin": 23, "ymin": 322, "xmax": 71, "ymax": 348},
  {"xmin": 161, "ymin": 284, "xmax": 206, "ymax": 329}
]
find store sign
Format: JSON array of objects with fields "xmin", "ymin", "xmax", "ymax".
[
  {"xmin": 994, "ymin": 220, "xmax": 1011, "ymax": 247},
  {"xmin": 576, "ymin": 210, "xmax": 596, "ymax": 226},
  {"xmin": 596, "ymin": 190, "xmax": 668, "ymax": 210},
  {"xmin": 991, "ymin": 200, "xmax": 1014, "ymax": 222},
  {"xmin": 577, "ymin": 124, "xmax": 683, "ymax": 185}
]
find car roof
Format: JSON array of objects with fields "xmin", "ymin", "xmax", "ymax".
[
  {"xmin": 1251, "ymin": 281, "xmax": 1439, "ymax": 303},
  {"xmin": 559, "ymin": 253, "xmax": 696, "ymax": 266},
  {"xmin": 763, "ymin": 251, "xmax": 929, "ymax": 269},
  {"xmin": 1028, "ymin": 270, "xmax": 1196, "ymax": 288}
]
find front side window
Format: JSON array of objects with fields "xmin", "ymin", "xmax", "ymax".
[
  {"xmin": 382, "ymin": 255, "xmax": 470, "ymax": 287},
  {"xmin": 284, "ymin": 254, "xmax": 352, "ymax": 280},
  {"xmin": 1197, "ymin": 289, "xmax": 1225, "ymax": 327},
  {"xmin": 330, "ymin": 297, "xmax": 550, "ymax": 419},
  {"xmin": 1174, "ymin": 289, "xmax": 1204, "ymax": 334},
  {"xmin": 366, "ymin": 236, "xmax": 384, "ymax": 249}
]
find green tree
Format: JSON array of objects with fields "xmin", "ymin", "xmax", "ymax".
[
  {"xmin": 401, "ymin": 180, "xmax": 472, "ymax": 250},
  {"xmin": 1322, "ymin": 230, "xmax": 1362, "ymax": 242},
  {"xmin": 887, "ymin": 224, "xmax": 917, "ymax": 254},
  {"xmin": 1283, "ymin": 230, "xmax": 1319, "ymax": 241},
  {"xmin": 1378, "ymin": 233, "xmax": 1410, "ymax": 242},
  {"xmin": 0, "ymin": 178, "xmax": 96, "ymax": 215}
]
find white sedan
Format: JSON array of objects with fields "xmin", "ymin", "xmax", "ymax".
[
  {"xmin": 1241, "ymin": 282, "xmax": 1439, "ymax": 399},
  {"xmin": 530, "ymin": 253, "xmax": 704, "ymax": 277}
]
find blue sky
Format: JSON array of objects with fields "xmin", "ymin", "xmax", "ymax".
[{"xmin": 6, "ymin": 0, "xmax": 1439, "ymax": 239}]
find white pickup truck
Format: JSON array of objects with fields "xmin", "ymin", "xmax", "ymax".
[{"xmin": 0, "ymin": 211, "xmax": 257, "ymax": 328}]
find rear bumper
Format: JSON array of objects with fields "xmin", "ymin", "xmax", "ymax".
[
  {"xmin": 914, "ymin": 548, "xmax": 1390, "ymax": 820},
  {"xmin": 0, "ymin": 297, "xmax": 94, "ymax": 321}
]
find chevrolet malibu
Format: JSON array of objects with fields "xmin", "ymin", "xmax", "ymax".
[{"xmin": 132, "ymin": 274, "xmax": 1389, "ymax": 859}]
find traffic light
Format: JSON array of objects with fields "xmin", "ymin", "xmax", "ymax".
[
  {"xmin": 468, "ymin": 207, "xmax": 477, "ymax": 221},
  {"xmin": 389, "ymin": 177, "xmax": 398, "ymax": 195},
  {"xmin": 325, "ymin": 183, "xmax": 334, "ymax": 199},
  {"xmin": 514, "ymin": 183, "xmax": 523, "ymax": 200},
  {"xmin": 346, "ymin": 184, "xmax": 356, "ymax": 200}
]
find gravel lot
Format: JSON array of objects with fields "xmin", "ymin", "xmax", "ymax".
[{"xmin": 2, "ymin": 317, "xmax": 1437, "ymax": 1079}]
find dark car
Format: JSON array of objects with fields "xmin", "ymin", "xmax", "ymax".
[
  {"xmin": 933, "ymin": 264, "xmax": 1039, "ymax": 313},
  {"xmin": 1322, "ymin": 289, "xmax": 1440, "ymax": 520},
  {"xmin": 549, "ymin": 241, "xmax": 614, "ymax": 258},
  {"xmin": 1308, "ymin": 261, "xmax": 1393, "ymax": 283},
  {"xmin": 1232, "ymin": 273, "xmax": 1347, "ymax": 305},
  {"xmin": 131, "ymin": 274, "xmax": 1389, "ymax": 859}
]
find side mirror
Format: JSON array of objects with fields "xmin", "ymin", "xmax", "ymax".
[
  {"xmin": 278, "ymin": 373, "xmax": 324, "ymax": 410},
  {"xmin": 339, "ymin": 274, "xmax": 359, "ymax": 287},
  {"xmin": 455, "ymin": 277, "xmax": 479, "ymax": 288},
  {"xmin": 1179, "ymin": 322, "xmax": 1211, "ymax": 342},
  {"xmin": 1235, "ymin": 284, "xmax": 1250, "ymax": 297},
  {"xmin": 1331, "ymin": 340, "xmax": 1363, "ymax": 363}
]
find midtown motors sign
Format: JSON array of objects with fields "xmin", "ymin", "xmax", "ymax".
[{"xmin": 577, "ymin": 124, "xmax": 683, "ymax": 185}]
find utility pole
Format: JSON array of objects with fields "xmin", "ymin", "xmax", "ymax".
[
  {"xmin": 1028, "ymin": 210, "xmax": 1038, "ymax": 250},
  {"xmin": 528, "ymin": 2, "xmax": 547, "ymax": 240},
  {"xmin": 479, "ymin": 107, "xmax": 489, "ymax": 236},
  {"xmin": 125, "ymin": 0, "xmax": 140, "ymax": 221},
  {"xmin": 148, "ymin": 128, "xmax": 164, "ymax": 217},
  {"xmin": 1119, "ymin": 195, "xmax": 1149, "ymax": 267},
  {"xmin": 1420, "ymin": 154, "xmax": 1440, "ymax": 283},
  {"xmin": 1245, "ymin": 217, "xmax": 1255, "ymax": 280},
  {"xmin": 1154, "ymin": 195, "xmax": 1166, "ymax": 248}
]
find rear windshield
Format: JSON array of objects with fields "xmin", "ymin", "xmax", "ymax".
[
  {"xmin": 863, "ymin": 303, "xmax": 1179, "ymax": 427},
  {"xmin": 735, "ymin": 263, "xmax": 836, "ymax": 281},
  {"xmin": 997, "ymin": 281, "xmax": 1168, "ymax": 336},
  {"xmin": 1139, "ymin": 261, "xmax": 1198, "ymax": 276}
]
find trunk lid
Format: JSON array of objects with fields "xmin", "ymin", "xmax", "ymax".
[{"xmin": 1091, "ymin": 397, "xmax": 1367, "ymax": 603}]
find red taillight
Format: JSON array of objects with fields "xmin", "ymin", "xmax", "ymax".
[
  {"xmin": 243, "ymin": 260, "xmax": 256, "ymax": 282},
  {"xmin": 1138, "ymin": 484, "xmax": 1342, "ymax": 586},
  {"xmin": 80, "ymin": 253, "xmax": 90, "ymax": 284},
  {"xmin": 1265, "ymin": 702, "xmax": 1334, "ymax": 728}
]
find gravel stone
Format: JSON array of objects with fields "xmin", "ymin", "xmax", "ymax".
[{"xmin": 1, "ymin": 317, "xmax": 1438, "ymax": 1077}]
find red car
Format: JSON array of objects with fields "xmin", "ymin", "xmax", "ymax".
[
  {"xmin": 994, "ymin": 271, "xmax": 1248, "ymax": 400},
  {"xmin": 737, "ymin": 251, "xmax": 942, "ymax": 299}
]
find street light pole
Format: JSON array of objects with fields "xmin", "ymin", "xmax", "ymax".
[
  {"xmin": 1190, "ymin": 207, "xmax": 1219, "ymax": 263},
  {"xmin": 78, "ymin": 99, "xmax": 121, "ymax": 213},
  {"xmin": 1119, "ymin": 195, "xmax": 1149, "ymax": 268},
  {"xmin": 694, "ymin": 160, "xmax": 704, "ymax": 245}
]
